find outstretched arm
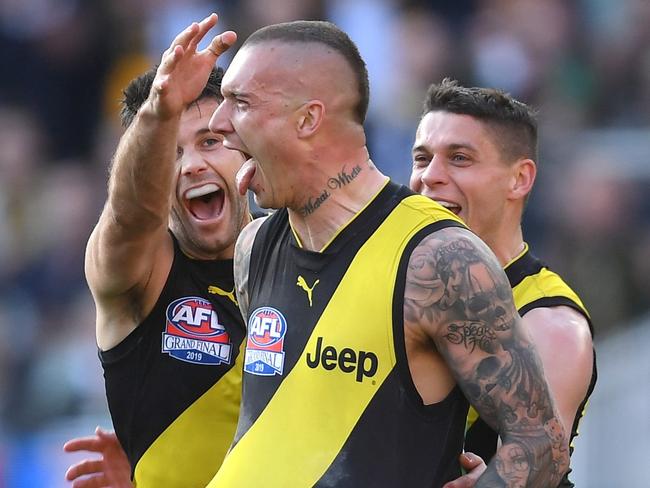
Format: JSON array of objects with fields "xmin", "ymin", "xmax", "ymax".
[
  {"xmin": 404, "ymin": 226, "xmax": 569, "ymax": 487},
  {"xmin": 63, "ymin": 427, "xmax": 132, "ymax": 488},
  {"xmin": 86, "ymin": 14, "xmax": 236, "ymax": 349}
]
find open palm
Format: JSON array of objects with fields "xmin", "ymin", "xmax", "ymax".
[{"xmin": 150, "ymin": 13, "xmax": 236, "ymax": 118}]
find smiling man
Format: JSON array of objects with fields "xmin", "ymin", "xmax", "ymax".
[
  {"xmin": 410, "ymin": 79, "xmax": 596, "ymax": 488},
  {"xmin": 71, "ymin": 15, "xmax": 250, "ymax": 487}
]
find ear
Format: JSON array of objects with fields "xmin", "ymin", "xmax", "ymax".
[
  {"xmin": 296, "ymin": 100, "xmax": 324, "ymax": 138},
  {"xmin": 509, "ymin": 158, "xmax": 536, "ymax": 200}
]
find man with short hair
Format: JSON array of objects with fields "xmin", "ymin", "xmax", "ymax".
[
  {"xmin": 65, "ymin": 17, "xmax": 574, "ymax": 487},
  {"xmin": 65, "ymin": 15, "xmax": 249, "ymax": 487},
  {"xmin": 410, "ymin": 79, "xmax": 596, "ymax": 488},
  {"xmin": 206, "ymin": 19, "xmax": 569, "ymax": 487}
]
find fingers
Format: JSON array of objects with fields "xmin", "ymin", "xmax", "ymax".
[
  {"xmin": 188, "ymin": 13, "xmax": 219, "ymax": 53},
  {"xmin": 206, "ymin": 31, "xmax": 237, "ymax": 58},
  {"xmin": 442, "ymin": 452, "xmax": 486, "ymax": 488},
  {"xmin": 459, "ymin": 451, "xmax": 485, "ymax": 470},
  {"xmin": 70, "ymin": 474, "xmax": 109, "ymax": 488},
  {"xmin": 158, "ymin": 44, "xmax": 184, "ymax": 79},
  {"xmin": 95, "ymin": 426, "xmax": 120, "ymax": 443},
  {"xmin": 442, "ymin": 475, "xmax": 474, "ymax": 488},
  {"xmin": 63, "ymin": 436, "xmax": 103, "ymax": 453},
  {"xmin": 65, "ymin": 459, "xmax": 105, "ymax": 481},
  {"xmin": 63, "ymin": 428, "xmax": 117, "ymax": 452},
  {"xmin": 168, "ymin": 21, "xmax": 200, "ymax": 53}
]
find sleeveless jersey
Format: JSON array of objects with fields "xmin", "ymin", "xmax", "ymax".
[
  {"xmin": 100, "ymin": 234, "xmax": 245, "ymax": 487},
  {"xmin": 208, "ymin": 182, "xmax": 470, "ymax": 488},
  {"xmin": 464, "ymin": 244, "xmax": 597, "ymax": 487}
]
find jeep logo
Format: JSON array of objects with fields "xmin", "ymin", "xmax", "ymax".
[{"xmin": 305, "ymin": 336, "xmax": 378, "ymax": 382}]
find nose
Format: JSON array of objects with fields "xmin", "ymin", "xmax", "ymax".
[
  {"xmin": 420, "ymin": 156, "xmax": 449, "ymax": 188},
  {"xmin": 208, "ymin": 99, "xmax": 232, "ymax": 136},
  {"xmin": 180, "ymin": 148, "xmax": 209, "ymax": 176}
]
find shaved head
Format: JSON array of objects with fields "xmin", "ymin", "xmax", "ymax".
[{"xmin": 242, "ymin": 20, "xmax": 369, "ymax": 123}]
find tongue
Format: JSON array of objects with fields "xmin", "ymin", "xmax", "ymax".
[
  {"xmin": 236, "ymin": 159, "xmax": 256, "ymax": 195},
  {"xmin": 189, "ymin": 192, "xmax": 223, "ymax": 220}
]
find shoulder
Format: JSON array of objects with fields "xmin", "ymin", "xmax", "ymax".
[
  {"xmin": 523, "ymin": 305, "xmax": 593, "ymax": 352},
  {"xmin": 407, "ymin": 225, "xmax": 498, "ymax": 276},
  {"xmin": 234, "ymin": 216, "xmax": 269, "ymax": 285},
  {"xmin": 236, "ymin": 215, "xmax": 269, "ymax": 254},
  {"xmin": 404, "ymin": 225, "xmax": 512, "ymax": 336}
]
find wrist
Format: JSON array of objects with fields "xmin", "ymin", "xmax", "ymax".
[{"xmin": 138, "ymin": 97, "xmax": 183, "ymax": 124}]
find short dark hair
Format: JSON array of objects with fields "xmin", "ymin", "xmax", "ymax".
[
  {"xmin": 243, "ymin": 20, "xmax": 369, "ymax": 124},
  {"xmin": 422, "ymin": 78, "xmax": 538, "ymax": 162},
  {"xmin": 120, "ymin": 66, "xmax": 225, "ymax": 128}
]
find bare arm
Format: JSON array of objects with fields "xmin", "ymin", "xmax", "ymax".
[
  {"xmin": 404, "ymin": 227, "xmax": 569, "ymax": 487},
  {"xmin": 86, "ymin": 14, "xmax": 236, "ymax": 349},
  {"xmin": 233, "ymin": 216, "xmax": 267, "ymax": 320},
  {"xmin": 523, "ymin": 306, "xmax": 593, "ymax": 438}
]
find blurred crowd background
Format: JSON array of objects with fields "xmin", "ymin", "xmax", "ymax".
[{"xmin": 1, "ymin": 0, "xmax": 648, "ymax": 486}]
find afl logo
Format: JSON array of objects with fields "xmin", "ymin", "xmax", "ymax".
[
  {"xmin": 248, "ymin": 307, "xmax": 287, "ymax": 346},
  {"xmin": 244, "ymin": 306, "xmax": 287, "ymax": 376},
  {"xmin": 166, "ymin": 297, "xmax": 226, "ymax": 337},
  {"xmin": 162, "ymin": 296, "xmax": 232, "ymax": 366}
]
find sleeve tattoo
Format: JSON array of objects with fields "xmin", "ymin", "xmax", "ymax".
[{"xmin": 404, "ymin": 227, "xmax": 569, "ymax": 487}]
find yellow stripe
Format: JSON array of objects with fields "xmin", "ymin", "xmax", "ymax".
[
  {"xmin": 134, "ymin": 348, "xmax": 243, "ymax": 487},
  {"xmin": 504, "ymin": 243, "xmax": 529, "ymax": 269},
  {"xmin": 465, "ymin": 406, "xmax": 480, "ymax": 433},
  {"xmin": 512, "ymin": 268, "xmax": 589, "ymax": 316},
  {"xmin": 209, "ymin": 195, "xmax": 462, "ymax": 487}
]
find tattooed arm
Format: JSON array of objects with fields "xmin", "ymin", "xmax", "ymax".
[
  {"xmin": 404, "ymin": 226, "xmax": 569, "ymax": 487},
  {"xmin": 233, "ymin": 216, "xmax": 267, "ymax": 320}
]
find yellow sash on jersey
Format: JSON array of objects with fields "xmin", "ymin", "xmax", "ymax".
[
  {"xmin": 208, "ymin": 196, "xmax": 464, "ymax": 487},
  {"xmin": 134, "ymin": 346, "xmax": 243, "ymax": 487}
]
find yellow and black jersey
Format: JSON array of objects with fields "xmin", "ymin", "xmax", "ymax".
[
  {"xmin": 100, "ymin": 233, "xmax": 245, "ymax": 487},
  {"xmin": 209, "ymin": 181, "xmax": 469, "ymax": 488},
  {"xmin": 464, "ymin": 244, "xmax": 597, "ymax": 488}
]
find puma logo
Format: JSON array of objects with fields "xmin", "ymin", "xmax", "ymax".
[
  {"xmin": 208, "ymin": 285, "xmax": 238, "ymax": 306},
  {"xmin": 296, "ymin": 275, "xmax": 320, "ymax": 307}
]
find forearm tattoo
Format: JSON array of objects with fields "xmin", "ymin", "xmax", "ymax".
[{"xmin": 404, "ymin": 228, "xmax": 568, "ymax": 487}]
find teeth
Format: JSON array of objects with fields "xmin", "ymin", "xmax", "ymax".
[
  {"xmin": 435, "ymin": 199, "xmax": 458, "ymax": 209},
  {"xmin": 186, "ymin": 183, "xmax": 220, "ymax": 199}
]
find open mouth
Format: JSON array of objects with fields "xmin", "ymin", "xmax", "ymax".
[
  {"xmin": 185, "ymin": 183, "xmax": 225, "ymax": 221},
  {"xmin": 435, "ymin": 199, "xmax": 461, "ymax": 216}
]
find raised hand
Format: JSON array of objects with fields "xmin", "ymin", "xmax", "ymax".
[{"xmin": 150, "ymin": 13, "xmax": 236, "ymax": 119}]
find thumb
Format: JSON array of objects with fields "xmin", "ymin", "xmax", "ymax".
[
  {"xmin": 207, "ymin": 31, "xmax": 237, "ymax": 57},
  {"xmin": 460, "ymin": 451, "xmax": 484, "ymax": 470}
]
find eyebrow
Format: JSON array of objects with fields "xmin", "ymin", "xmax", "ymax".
[
  {"xmin": 194, "ymin": 127, "xmax": 214, "ymax": 137},
  {"xmin": 411, "ymin": 142, "xmax": 478, "ymax": 154},
  {"xmin": 223, "ymin": 88, "xmax": 249, "ymax": 100}
]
